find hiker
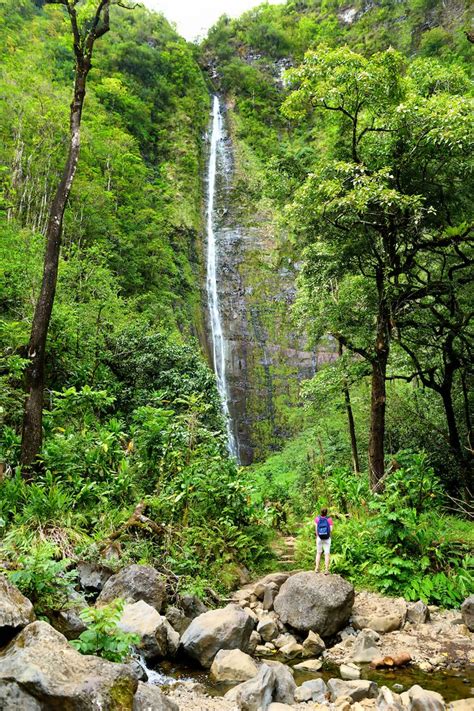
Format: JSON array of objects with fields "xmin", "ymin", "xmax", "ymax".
[{"xmin": 315, "ymin": 507, "xmax": 333, "ymax": 574}]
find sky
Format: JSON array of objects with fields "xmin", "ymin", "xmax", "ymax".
[{"xmin": 142, "ymin": 0, "xmax": 282, "ymax": 41}]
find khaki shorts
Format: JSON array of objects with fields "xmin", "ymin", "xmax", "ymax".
[{"xmin": 316, "ymin": 537, "xmax": 331, "ymax": 554}]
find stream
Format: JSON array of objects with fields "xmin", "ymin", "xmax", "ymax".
[{"xmin": 140, "ymin": 656, "xmax": 474, "ymax": 703}]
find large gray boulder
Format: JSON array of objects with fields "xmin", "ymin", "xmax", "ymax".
[
  {"xmin": 0, "ymin": 621, "xmax": 137, "ymax": 709},
  {"xmin": 266, "ymin": 661, "xmax": 296, "ymax": 705},
  {"xmin": 461, "ymin": 595, "xmax": 474, "ymax": 632},
  {"xmin": 225, "ymin": 663, "xmax": 276, "ymax": 711},
  {"xmin": 96, "ymin": 565, "xmax": 166, "ymax": 612},
  {"xmin": 133, "ymin": 682, "xmax": 178, "ymax": 710},
  {"xmin": 210, "ymin": 648, "xmax": 259, "ymax": 683},
  {"xmin": 273, "ymin": 572, "xmax": 354, "ymax": 637},
  {"xmin": 407, "ymin": 685, "xmax": 445, "ymax": 711},
  {"xmin": 118, "ymin": 601, "xmax": 179, "ymax": 662},
  {"xmin": 327, "ymin": 678, "xmax": 379, "ymax": 702},
  {"xmin": 76, "ymin": 561, "xmax": 114, "ymax": 596},
  {"xmin": 351, "ymin": 594, "xmax": 406, "ymax": 633},
  {"xmin": 0, "ymin": 575, "xmax": 35, "ymax": 645},
  {"xmin": 180, "ymin": 603, "xmax": 255, "ymax": 668}
]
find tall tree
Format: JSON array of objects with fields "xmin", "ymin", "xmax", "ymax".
[
  {"xmin": 282, "ymin": 48, "xmax": 473, "ymax": 489},
  {"xmin": 21, "ymin": 0, "xmax": 133, "ymax": 470}
]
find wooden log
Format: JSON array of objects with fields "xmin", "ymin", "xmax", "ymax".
[{"xmin": 371, "ymin": 652, "xmax": 412, "ymax": 669}]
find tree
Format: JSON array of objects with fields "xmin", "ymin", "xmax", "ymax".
[
  {"xmin": 282, "ymin": 47, "xmax": 473, "ymax": 489},
  {"xmin": 20, "ymin": 0, "xmax": 134, "ymax": 470}
]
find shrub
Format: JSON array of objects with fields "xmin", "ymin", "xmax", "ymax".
[{"xmin": 71, "ymin": 599, "xmax": 139, "ymax": 662}]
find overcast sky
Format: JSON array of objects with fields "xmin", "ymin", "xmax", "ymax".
[{"xmin": 142, "ymin": 0, "xmax": 281, "ymax": 41}]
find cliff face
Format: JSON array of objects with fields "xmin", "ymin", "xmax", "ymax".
[{"xmin": 203, "ymin": 100, "xmax": 334, "ymax": 464}]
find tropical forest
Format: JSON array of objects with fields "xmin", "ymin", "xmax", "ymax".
[{"xmin": 0, "ymin": 0, "xmax": 472, "ymax": 709}]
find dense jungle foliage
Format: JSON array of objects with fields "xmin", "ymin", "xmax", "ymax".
[{"xmin": 0, "ymin": 0, "xmax": 472, "ymax": 613}]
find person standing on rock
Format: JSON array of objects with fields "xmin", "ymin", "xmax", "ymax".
[{"xmin": 315, "ymin": 507, "xmax": 333, "ymax": 574}]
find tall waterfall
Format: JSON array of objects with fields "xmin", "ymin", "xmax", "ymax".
[{"xmin": 206, "ymin": 95, "xmax": 238, "ymax": 460}]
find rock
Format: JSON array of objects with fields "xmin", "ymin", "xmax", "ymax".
[
  {"xmin": 266, "ymin": 661, "xmax": 296, "ymax": 704},
  {"xmin": 263, "ymin": 583, "xmax": 280, "ymax": 611},
  {"xmin": 258, "ymin": 616, "xmax": 279, "ymax": 642},
  {"xmin": 274, "ymin": 572, "xmax": 354, "ymax": 637},
  {"xmin": 448, "ymin": 700, "xmax": 474, "ymax": 711},
  {"xmin": 328, "ymin": 678, "xmax": 379, "ymax": 702},
  {"xmin": 133, "ymin": 682, "xmax": 178, "ymax": 710},
  {"xmin": 49, "ymin": 607, "xmax": 87, "ymax": 641},
  {"xmin": 377, "ymin": 685, "xmax": 404, "ymax": 711},
  {"xmin": 225, "ymin": 663, "xmax": 276, "ymax": 710},
  {"xmin": 407, "ymin": 601, "xmax": 430, "ymax": 625},
  {"xmin": 279, "ymin": 640, "xmax": 304, "ymax": 659},
  {"xmin": 128, "ymin": 660, "xmax": 148, "ymax": 682},
  {"xmin": 118, "ymin": 600, "xmax": 179, "ymax": 661},
  {"xmin": 0, "ymin": 620, "xmax": 137, "ymax": 708},
  {"xmin": 165, "ymin": 606, "xmax": 191, "ymax": 635},
  {"xmin": 340, "ymin": 663, "xmax": 361, "ymax": 680},
  {"xmin": 407, "ymin": 684, "xmax": 445, "ymax": 711},
  {"xmin": 268, "ymin": 704, "xmax": 293, "ymax": 711},
  {"xmin": 0, "ymin": 575, "xmax": 35, "ymax": 646},
  {"xmin": 418, "ymin": 662, "xmax": 433, "ymax": 673},
  {"xmin": 256, "ymin": 644, "xmax": 272, "ymax": 655},
  {"xmin": 274, "ymin": 633, "xmax": 297, "ymax": 649},
  {"xmin": 351, "ymin": 595, "xmax": 406, "ymax": 633},
  {"xmin": 180, "ymin": 594, "xmax": 208, "ymax": 620},
  {"xmin": 351, "ymin": 629, "xmax": 380, "ymax": 663},
  {"xmin": 296, "ymin": 679, "xmax": 328, "ymax": 703},
  {"xmin": 180, "ymin": 603, "xmax": 255, "ymax": 668},
  {"xmin": 210, "ymin": 649, "xmax": 259, "ymax": 683},
  {"xmin": 248, "ymin": 630, "xmax": 261, "ymax": 655},
  {"xmin": 294, "ymin": 685, "xmax": 313, "ymax": 702},
  {"xmin": 97, "ymin": 565, "xmax": 166, "ymax": 612},
  {"xmin": 294, "ymin": 659, "xmax": 323, "ymax": 672},
  {"xmin": 303, "ymin": 630, "xmax": 326, "ymax": 657},
  {"xmin": 461, "ymin": 595, "xmax": 474, "ymax": 632},
  {"xmin": 76, "ymin": 561, "xmax": 114, "ymax": 595}
]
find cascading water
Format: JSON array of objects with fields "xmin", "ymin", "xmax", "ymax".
[{"xmin": 206, "ymin": 95, "xmax": 238, "ymax": 460}]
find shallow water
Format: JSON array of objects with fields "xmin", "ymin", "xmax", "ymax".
[{"xmin": 148, "ymin": 658, "xmax": 474, "ymax": 702}]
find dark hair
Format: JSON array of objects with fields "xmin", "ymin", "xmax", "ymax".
[{"xmin": 321, "ymin": 507, "xmax": 328, "ymax": 516}]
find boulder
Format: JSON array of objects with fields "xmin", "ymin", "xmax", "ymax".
[
  {"xmin": 351, "ymin": 629, "xmax": 380, "ymax": 663},
  {"xmin": 279, "ymin": 640, "xmax": 304, "ymax": 659},
  {"xmin": 257, "ymin": 616, "xmax": 279, "ymax": 642},
  {"xmin": 210, "ymin": 649, "xmax": 259, "ymax": 683},
  {"xmin": 76, "ymin": 561, "xmax": 113, "ymax": 596},
  {"xmin": 180, "ymin": 594, "xmax": 208, "ymax": 619},
  {"xmin": 340, "ymin": 663, "xmax": 361, "ymax": 680},
  {"xmin": 0, "ymin": 621, "xmax": 137, "ymax": 709},
  {"xmin": 0, "ymin": 575, "xmax": 35, "ymax": 646},
  {"xmin": 407, "ymin": 601, "xmax": 430, "ymax": 625},
  {"xmin": 263, "ymin": 583, "xmax": 280, "ymax": 611},
  {"xmin": 303, "ymin": 630, "xmax": 325, "ymax": 657},
  {"xmin": 248, "ymin": 631, "xmax": 261, "ymax": 655},
  {"xmin": 461, "ymin": 595, "xmax": 474, "ymax": 632},
  {"xmin": 377, "ymin": 685, "xmax": 404, "ymax": 711},
  {"xmin": 407, "ymin": 685, "xmax": 445, "ymax": 711},
  {"xmin": 49, "ymin": 607, "xmax": 87, "ymax": 641},
  {"xmin": 274, "ymin": 633, "xmax": 297, "ymax": 650},
  {"xmin": 133, "ymin": 682, "xmax": 178, "ymax": 711},
  {"xmin": 97, "ymin": 565, "xmax": 166, "ymax": 612},
  {"xmin": 351, "ymin": 595, "xmax": 406, "ymax": 633},
  {"xmin": 327, "ymin": 678, "xmax": 379, "ymax": 702},
  {"xmin": 225, "ymin": 663, "xmax": 276, "ymax": 710},
  {"xmin": 180, "ymin": 604, "xmax": 255, "ymax": 668},
  {"xmin": 266, "ymin": 660, "xmax": 296, "ymax": 704},
  {"xmin": 273, "ymin": 572, "xmax": 354, "ymax": 637},
  {"xmin": 268, "ymin": 704, "xmax": 294, "ymax": 711},
  {"xmin": 448, "ymin": 701, "xmax": 474, "ymax": 711},
  {"xmin": 294, "ymin": 685, "xmax": 313, "ymax": 703},
  {"xmin": 294, "ymin": 659, "xmax": 323, "ymax": 672},
  {"xmin": 165, "ymin": 606, "xmax": 191, "ymax": 635},
  {"xmin": 297, "ymin": 678, "xmax": 328, "ymax": 703},
  {"xmin": 118, "ymin": 601, "xmax": 179, "ymax": 661}
]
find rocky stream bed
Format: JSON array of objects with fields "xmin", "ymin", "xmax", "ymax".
[{"xmin": 0, "ymin": 565, "xmax": 473, "ymax": 710}]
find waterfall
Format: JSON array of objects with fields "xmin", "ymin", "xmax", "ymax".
[{"xmin": 206, "ymin": 95, "xmax": 238, "ymax": 460}]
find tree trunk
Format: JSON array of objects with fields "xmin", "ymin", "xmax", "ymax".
[
  {"xmin": 368, "ymin": 350, "xmax": 388, "ymax": 490},
  {"xmin": 440, "ymin": 382, "xmax": 462, "ymax": 457},
  {"xmin": 20, "ymin": 64, "xmax": 89, "ymax": 470},
  {"xmin": 368, "ymin": 273, "xmax": 390, "ymax": 491},
  {"xmin": 338, "ymin": 340, "xmax": 360, "ymax": 474}
]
